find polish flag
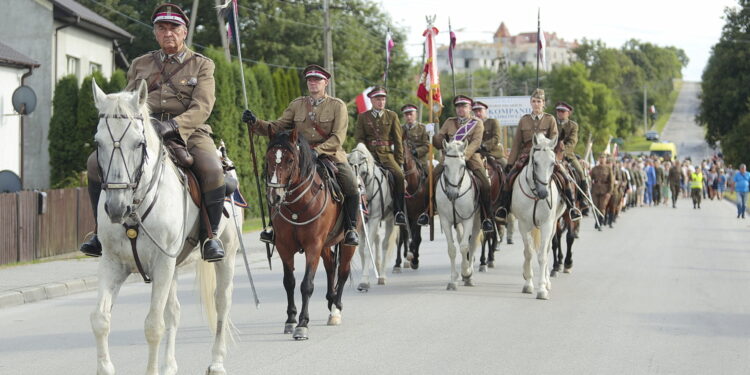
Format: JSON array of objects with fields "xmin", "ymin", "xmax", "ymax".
[{"xmin": 355, "ymin": 86, "xmax": 374, "ymax": 114}]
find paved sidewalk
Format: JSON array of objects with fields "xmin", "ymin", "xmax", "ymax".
[{"xmin": 0, "ymin": 230, "xmax": 268, "ymax": 309}]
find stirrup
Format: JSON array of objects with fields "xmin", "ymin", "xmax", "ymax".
[
  {"xmin": 569, "ymin": 207, "xmax": 582, "ymax": 221},
  {"xmin": 202, "ymin": 238, "xmax": 225, "ymax": 262},
  {"xmin": 417, "ymin": 213, "xmax": 429, "ymax": 226},
  {"xmin": 482, "ymin": 219, "xmax": 495, "ymax": 233},
  {"xmin": 344, "ymin": 230, "xmax": 359, "ymax": 246},
  {"xmin": 494, "ymin": 207, "xmax": 508, "ymax": 224},
  {"xmin": 395, "ymin": 211, "xmax": 407, "ymax": 226},
  {"xmin": 260, "ymin": 227, "xmax": 274, "ymax": 244}
]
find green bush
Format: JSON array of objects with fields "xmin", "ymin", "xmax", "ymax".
[{"xmin": 48, "ymin": 75, "xmax": 80, "ymax": 187}]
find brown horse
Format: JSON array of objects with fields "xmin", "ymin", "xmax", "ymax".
[
  {"xmin": 479, "ymin": 155, "xmax": 505, "ymax": 272},
  {"xmin": 551, "ymin": 176, "xmax": 581, "ymax": 277},
  {"xmin": 395, "ymin": 141, "xmax": 429, "ymax": 271},
  {"xmin": 265, "ymin": 129, "xmax": 357, "ymax": 340}
]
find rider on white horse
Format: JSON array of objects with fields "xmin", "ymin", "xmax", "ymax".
[
  {"xmin": 496, "ymin": 89, "xmax": 581, "ymax": 226},
  {"xmin": 80, "ymin": 3, "xmax": 225, "ymax": 262},
  {"xmin": 354, "ymin": 86, "xmax": 407, "ymax": 226},
  {"xmin": 431, "ymin": 95, "xmax": 495, "ymax": 233}
]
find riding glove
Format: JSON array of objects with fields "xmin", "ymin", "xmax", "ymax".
[
  {"xmin": 152, "ymin": 118, "xmax": 179, "ymax": 139},
  {"xmin": 242, "ymin": 109, "xmax": 257, "ymax": 125}
]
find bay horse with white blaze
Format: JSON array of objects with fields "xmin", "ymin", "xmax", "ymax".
[{"xmin": 265, "ymin": 129, "xmax": 357, "ymax": 340}]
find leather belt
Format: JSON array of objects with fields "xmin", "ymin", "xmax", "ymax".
[
  {"xmin": 151, "ymin": 112, "xmax": 175, "ymax": 121},
  {"xmin": 369, "ymin": 140, "xmax": 392, "ymax": 146}
]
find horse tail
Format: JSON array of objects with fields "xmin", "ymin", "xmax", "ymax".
[
  {"xmin": 531, "ymin": 227, "xmax": 541, "ymax": 249},
  {"xmin": 196, "ymin": 259, "xmax": 218, "ymax": 334}
]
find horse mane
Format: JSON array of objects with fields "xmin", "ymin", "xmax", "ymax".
[
  {"xmin": 268, "ymin": 130, "xmax": 315, "ymax": 177},
  {"xmin": 99, "ymin": 90, "xmax": 151, "ymax": 123},
  {"xmin": 352, "ymin": 143, "xmax": 375, "ymax": 163}
]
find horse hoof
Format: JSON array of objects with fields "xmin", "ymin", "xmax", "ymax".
[
  {"xmin": 464, "ymin": 278, "xmax": 475, "ymax": 287},
  {"xmin": 411, "ymin": 261, "xmax": 419, "ymax": 270},
  {"xmin": 284, "ymin": 323, "xmax": 295, "ymax": 334},
  {"xmin": 406, "ymin": 253, "xmax": 414, "ymax": 261},
  {"xmin": 327, "ymin": 313, "xmax": 342, "ymax": 326},
  {"xmin": 206, "ymin": 364, "xmax": 226, "ymax": 375},
  {"xmin": 447, "ymin": 282, "xmax": 457, "ymax": 291},
  {"xmin": 537, "ymin": 290, "xmax": 549, "ymax": 300},
  {"xmin": 563, "ymin": 266, "xmax": 572, "ymax": 274},
  {"xmin": 507, "ymin": 239, "xmax": 514, "ymax": 245},
  {"xmin": 522, "ymin": 284, "xmax": 534, "ymax": 294},
  {"xmin": 554, "ymin": 265, "xmax": 562, "ymax": 272},
  {"xmin": 357, "ymin": 283, "xmax": 370, "ymax": 292},
  {"xmin": 488, "ymin": 261, "xmax": 495, "ymax": 268},
  {"xmin": 98, "ymin": 361, "xmax": 115, "ymax": 375},
  {"xmin": 162, "ymin": 363, "xmax": 179, "ymax": 375},
  {"xmin": 479, "ymin": 265, "xmax": 487, "ymax": 272},
  {"xmin": 550, "ymin": 270, "xmax": 557, "ymax": 278},
  {"xmin": 392, "ymin": 266, "xmax": 402, "ymax": 274},
  {"xmin": 404, "ymin": 261, "xmax": 411, "ymax": 269},
  {"xmin": 293, "ymin": 327, "xmax": 309, "ymax": 340},
  {"xmin": 377, "ymin": 277, "xmax": 386, "ymax": 285}
]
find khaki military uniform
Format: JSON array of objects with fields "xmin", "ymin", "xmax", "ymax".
[
  {"xmin": 432, "ymin": 116, "xmax": 490, "ymax": 205},
  {"xmin": 591, "ymin": 164, "xmax": 614, "ymax": 217},
  {"xmin": 253, "ymin": 95, "xmax": 357, "ymax": 197},
  {"xmin": 508, "ymin": 113, "xmax": 558, "ymax": 166},
  {"xmin": 481, "ymin": 118, "xmax": 507, "ymax": 167},
  {"xmin": 402, "ymin": 121, "xmax": 430, "ymax": 171},
  {"xmin": 354, "ymin": 109, "xmax": 405, "ymax": 203},
  {"xmin": 558, "ymin": 119, "xmax": 584, "ymax": 179}
]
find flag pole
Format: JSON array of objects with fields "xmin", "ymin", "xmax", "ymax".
[
  {"xmin": 536, "ymin": 8, "xmax": 540, "ymax": 88},
  {"xmin": 449, "ymin": 18, "xmax": 457, "ymax": 97},
  {"xmin": 384, "ymin": 28, "xmax": 390, "ymax": 90}
]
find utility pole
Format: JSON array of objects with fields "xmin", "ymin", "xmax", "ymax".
[
  {"xmin": 187, "ymin": 0, "xmax": 199, "ymax": 48},
  {"xmin": 323, "ymin": 0, "xmax": 335, "ymax": 97},
  {"xmin": 214, "ymin": 0, "xmax": 231, "ymax": 62},
  {"xmin": 643, "ymin": 86, "xmax": 648, "ymax": 133}
]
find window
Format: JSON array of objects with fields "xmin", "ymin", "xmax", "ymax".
[
  {"xmin": 66, "ymin": 55, "xmax": 80, "ymax": 78},
  {"xmin": 89, "ymin": 62, "xmax": 102, "ymax": 74}
]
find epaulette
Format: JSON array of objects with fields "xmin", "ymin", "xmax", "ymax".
[
  {"xmin": 291, "ymin": 96, "xmax": 307, "ymax": 103},
  {"xmin": 328, "ymin": 96, "xmax": 345, "ymax": 105},
  {"xmin": 192, "ymin": 52, "xmax": 211, "ymax": 61}
]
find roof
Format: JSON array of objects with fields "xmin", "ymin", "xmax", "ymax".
[
  {"xmin": 53, "ymin": 0, "xmax": 133, "ymax": 41},
  {"xmin": 0, "ymin": 41, "xmax": 40, "ymax": 68}
]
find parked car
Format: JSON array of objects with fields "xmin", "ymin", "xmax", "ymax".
[{"xmin": 645, "ymin": 131, "xmax": 659, "ymax": 141}]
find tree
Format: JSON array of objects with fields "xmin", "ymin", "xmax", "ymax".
[
  {"xmin": 77, "ymin": 72, "xmax": 108, "ymax": 172},
  {"xmin": 48, "ymin": 75, "xmax": 80, "ymax": 187},
  {"xmin": 106, "ymin": 69, "xmax": 128, "ymax": 93},
  {"xmin": 253, "ymin": 62, "xmax": 277, "ymax": 119}
]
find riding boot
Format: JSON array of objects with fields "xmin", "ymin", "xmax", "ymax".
[
  {"xmin": 479, "ymin": 189, "xmax": 494, "ymax": 233},
  {"xmin": 80, "ymin": 180, "xmax": 103, "ymax": 257},
  {"xmin": 202, "ymin": 186, "xmax": 226, "ymax": 262},
  {"xmin": 494, "ymin": 189, "xmax": 511, "ymax": 226},
  {"xmin": 564, "ymin": 187, "xmax": 582, "ymax": 221},
  {"xmin": 260, "ymin": 224, "xmax": 274, "ymax": 243},
  {"xmin": 343, "ymin": 196, "xmax": 360, "ymax": 246},
  {"xmin": 393, "ymin": 189, "xmax": 407, "ymax": 226}
]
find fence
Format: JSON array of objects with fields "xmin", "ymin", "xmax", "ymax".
[{"xmin": 0, "ymin": 188, "xmax": 94, "ymax": 266}]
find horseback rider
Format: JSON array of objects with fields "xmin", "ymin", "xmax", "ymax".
[
  {"xmin": 80, "ymin": 3, "xmax": 225, "ymax": 262},
  {"xmin": 354, "ymin": 86, "xmax": 407, "ymax": 226},
  {"xmin": 242, "ymin": 64, "xmax": 359, "ymax": 246},
  {"xmin": 495, "ymin": 89, "xmax": 581, "ymax": 225},
  {"xmin": 472, "ymin": 101, "xmax": 508, "ymax": 169},
  {"xmin": 400, "ymin": 104, "xmax": 432, "ymax": 226},
  {"xmin": 432, "ymin": 95, "xmax": 495, "ymax": 234},
  {"xmin": 555, "ymin": 102, "xmax": 589, "ymax": 212}
]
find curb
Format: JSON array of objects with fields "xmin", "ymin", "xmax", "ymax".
[{"xmin": 0, "ymin": 249, "xmax": 267, "ymax": 310}]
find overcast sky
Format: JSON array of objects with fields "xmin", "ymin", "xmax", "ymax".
[{"xmin": 379, "ymin": 0, "xmax": 738, "ymax": 82}]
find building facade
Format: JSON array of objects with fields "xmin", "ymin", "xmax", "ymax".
[
  {"xmin": 0, "ymin": 0, "xmax": 132, "ymax": 189},
  {"xmin": 438, "ymin": 22, "xmax": 577, "ymax": 74}
]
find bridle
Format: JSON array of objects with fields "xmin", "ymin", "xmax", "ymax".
[
  {"xmin": 440, "ymin": 146, "xmax": 478, "ymax": 226},
  {"xmin": 267, "ymin": 144, "xmax": 328, "ymax": 226},
  {"xmin": 350, "ymin": 148, "xmax": 387, "ymax": 218},
  {"xmin": 524, "ymin": 144, "xmax": 555, "ymax": 199},
  {"xmin": 97, "ymin": 114, "xmax": 149, "ymax": 192}
]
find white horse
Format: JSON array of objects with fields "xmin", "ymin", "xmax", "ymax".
[
  {"xmin": 348, "ymin": 143, "xmax": 398, "ymax": 291},
  {"xmin": 436, "ymin": 140, "xmax": 482, "ymax": 290},
  {"xmin": 510, "ymin": 133, "xmax": 566, "ymax": 300},
  {"xmin": 90, "ymin": 80, "xmax": 240, "ymax": 375}
]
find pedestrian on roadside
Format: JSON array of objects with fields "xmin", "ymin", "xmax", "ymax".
[
  {"xmin": 718, "ymin": 168, "xmax": 728, "ymax": 197},
  {"xmin": 668, "ymin": 160, "xmax": 681, "ymax": 208},
  {"xmin": 732, "ymin": 164, "xmax": 749, "ymax": 219},
  {"xmin": 690, "ymin": 167, "xmax": 704, "ymax": 209},
  {"xmin": 645, "ymin": 160, "xmax": 656, "ymax": 206}
]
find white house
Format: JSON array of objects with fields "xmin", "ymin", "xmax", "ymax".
[
  {"xmin": 0, "ymin": 42, "xmax": 39, "ymax": 180},
  {"xmin": 0, "ymin": 0, "xmax": 133, "ymax": 189}
]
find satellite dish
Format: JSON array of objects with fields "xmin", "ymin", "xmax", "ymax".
[
  {"xmin": 0, "ymin": 170, "xmax": 22, "ymax": 193},
  {"xmin": 12, "ymin": 85, "xmax": 37, "ymax": 115}
]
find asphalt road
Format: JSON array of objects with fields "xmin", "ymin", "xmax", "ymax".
[
  {"xmin": 661, "ymin": 81, "xmax": 714, "ymax": 162},
  {"xmin": 1, "ymin": 82, "xmax": 748, "ymax": 375}
]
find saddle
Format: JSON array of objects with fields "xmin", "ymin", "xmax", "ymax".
[{"xmin": 316, "ymin": 156, "xmax": 343, "ymax": 203}]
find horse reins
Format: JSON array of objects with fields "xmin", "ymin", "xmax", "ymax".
[
  {"xmin": 441, "ymin": 150, "xmax": 479, "ymax": 227},
  {"xmin": 268, "ymin": 146, "xmax": 330, "ymax": 226}
]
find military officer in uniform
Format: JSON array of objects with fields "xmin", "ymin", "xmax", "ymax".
[
  {"xmin": 495, "ymin": 89, "xmax": 559, "ymax": 225},
  {"xmin": 401, "ymin": 104, "xmax": 432, "ymax": 226},
  {"xmin": 591, "ymin": 154, "xmax": 614, "ymax": 230},
  {"xmin": 432, "ymin": 95, "xmax": 494, "ymax": 233},
  {"xmin": 354, "ymin": 87, "xmax": 406, "ymax": 226},
  {"xmin": 555, "ymin": 102, "xmax": 588, "ymax": 197},
  {"xmin": 472, "ymin": 101, "xmax": 507, "ymax": 168},
  {"xmin": 242, "ymin": 64, "xmax": 359, "ymax": 246},
  {"xmin": 80, "ymin": 3, "xmax": 225, "ymax": 262}
]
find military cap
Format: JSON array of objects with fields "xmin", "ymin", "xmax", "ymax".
[
  {"xmin": 303, "ymin": 64, "xmax": 331, "ymax": 80},
  {"xmin": 368, "ymin": 86, "xmax": 387, "ymax": 98},
  {"xmin": 531, "ymin": 88, "xmax": 545, "ymax": 100},
  {"xmin": 401, "ymin": 104, "xmax": 418, "ymax": 113},
  {"xmin": 555, "ymin": 101, "xmax": 573, "ymax": 112},
  {"xmin": 472, "ymin": 101, "xmax": 489, "ymax": 110},
  {"xmin": 453, "ymin": 95, "xmax": 473, "ymax": 106},
  {"xmin": 152, "ymin": 3, "xmax": 189, "ymax": 27}
]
